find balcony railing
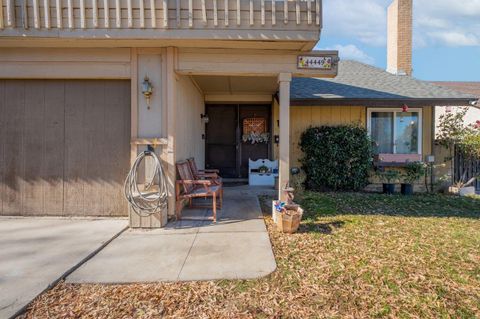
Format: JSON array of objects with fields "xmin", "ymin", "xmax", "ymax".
[{"xmin": 0, "ymin": 0, "xmax": 321, "ymax": 40}]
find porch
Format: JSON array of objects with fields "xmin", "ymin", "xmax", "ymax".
[{"xmin": 67, "ymin": 186, "xmax": 277, "ymax": 283}]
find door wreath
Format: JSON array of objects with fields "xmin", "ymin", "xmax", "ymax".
[{"xmin": 242, "ymin": 118, "xmax": 270, "ymax": 144}]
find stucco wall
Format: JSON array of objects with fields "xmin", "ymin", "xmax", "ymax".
[
  {"xmin": 435, "ymin": 106, "xmax": 480, "ymax": 132},
  {"xmin": 175, "ymin": 75, "xmax": 205, "ymax": 169}
]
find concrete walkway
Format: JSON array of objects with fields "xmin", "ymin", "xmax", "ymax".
[
  {"xmin": 0, "ymin": 217, "xmax": 127, "ymax": 319},
  {"xmin": 67, "ymin": 187, "xmax": 277, "ymax": 283}
]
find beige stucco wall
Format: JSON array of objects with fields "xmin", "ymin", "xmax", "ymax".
[
  {"xmin": 435, "ymin": 106, "xmax": 480, "ymax": 132},
  {"xmin": 175, "ymin": 75, "xmax": 205, "ymax": 169}
]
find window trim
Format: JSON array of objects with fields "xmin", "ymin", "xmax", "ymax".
[{"xmin": 366, "ymin": 108, "xmax": 423, "ymax": 155}]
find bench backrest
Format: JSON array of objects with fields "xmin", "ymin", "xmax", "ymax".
[
  {"xmin": 176, "ymin": 161, "xmax": 195, "ymax": 194},
  {"xmin": 186, "ymin": 158, "xmax": 200, "ymax": 179}
]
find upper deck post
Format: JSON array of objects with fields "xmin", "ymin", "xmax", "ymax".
[{"xmin": 278, "ymin": 72, "xmax": 292, "ymax": 201}]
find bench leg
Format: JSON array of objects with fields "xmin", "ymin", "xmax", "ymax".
[
  {"xmin": 176, "ymin": 198, "xmax": 182, "ymax": 221},
  {"xmin": 212, "ymin": 193, "xmax": 217, "ymax": 223},
  {"xmin": 218, "ymin": 189, "xmax": 223, "ymax": 209}
]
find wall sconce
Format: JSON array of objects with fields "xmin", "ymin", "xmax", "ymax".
[
  {"xmin": 141, "ymin": 76, "xmax": 153, "ymax": 109},
  {"xmin": 200, "ymin": 113, "xmax": 209, "ymax": 124}
]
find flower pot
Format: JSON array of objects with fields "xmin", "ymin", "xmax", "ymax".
[
  {"xmin": 277, "ymin": 205, "xmax": 304, "ymax": 234},
  {"xmin": 383, "ymin": 183, "xmax": 396, "ymax": 195},
  {"xmin": 401, "ymin": 183, "xmax": 414, "ymax": 196}
]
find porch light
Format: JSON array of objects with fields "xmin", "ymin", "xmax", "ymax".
[
  {"xmin": 141, "ymin": 76, "xmax": 153, "ymax": 109},
  {"xmin": 402, "ymin": 104, "xmax": 409, "ymax": 112},
  {"xmin": 200, "ymin": 113, "xmax": 210, "ymax": 124}
]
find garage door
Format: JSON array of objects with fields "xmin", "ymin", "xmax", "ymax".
[{"xmin": 0, "ymin": 80, "xmax": 131, "ymax": 216}]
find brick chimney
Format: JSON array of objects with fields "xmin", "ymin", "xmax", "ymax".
[{"xmin": 387, "ymin": 0, "xmax": 413, "ymax": 76}]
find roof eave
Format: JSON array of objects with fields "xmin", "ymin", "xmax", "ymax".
[{"xmin": 290, "ymin": 98, "xmax": 476, "ymax": 107}]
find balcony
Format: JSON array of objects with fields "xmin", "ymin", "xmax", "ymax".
[{"xmin": 0, "ymin": 0, "xmax": 322, "ymax": 47}]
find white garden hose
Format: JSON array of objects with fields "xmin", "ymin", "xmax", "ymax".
[{"xmin": 124, "ymin": 149, "xmax": 168, "ymax": 216}]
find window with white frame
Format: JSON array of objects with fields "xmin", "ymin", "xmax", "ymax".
[{"xmin": 367, "ymin": 108, "xmax": 422, "ymax": 155}]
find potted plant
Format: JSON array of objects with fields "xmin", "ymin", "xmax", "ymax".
[
  {"xmin": 401, "ymin": 162, "xmax": 426, "ymax": 195},
  {"xmin": 376, "ymin": 170, "xmax": 400, "ymax": 194},
  {"xmin": 258, "ymin": 165, "xmax": 269, "ymax": 174}
]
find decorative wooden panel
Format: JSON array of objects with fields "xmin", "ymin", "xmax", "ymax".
[{"xmin": 243, "ymin": 117, "xmax": 266, "ymax": 134}]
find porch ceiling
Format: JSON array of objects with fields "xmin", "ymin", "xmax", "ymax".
[{"xmin": 191, "ymin": 75, "xmax": 278, "ymax": 95}]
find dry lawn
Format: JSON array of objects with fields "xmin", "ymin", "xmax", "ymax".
[{"xmin": 23, "ymin": 193, "xmax": 480, "ymax": 318}]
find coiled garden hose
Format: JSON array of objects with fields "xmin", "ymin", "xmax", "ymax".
[{"xmin": 124, "ymin": 150, "xmax": 168, "ymax": 216}]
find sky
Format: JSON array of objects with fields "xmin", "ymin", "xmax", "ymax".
[{"xmin": 315, "ymin": 0, "xmax": 480, "ymax": 82}]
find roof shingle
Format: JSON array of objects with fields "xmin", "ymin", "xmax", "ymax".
[{"xmin": 292, "ymin": 60, "xmax": 476, "ymax": 104}]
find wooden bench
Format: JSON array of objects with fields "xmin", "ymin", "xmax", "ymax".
[
  {"xmin": 187, "ymin": 157, "xmax": 223, "ymax": 187},
  {"xmin": 175, "ymin": 161, "xmax": 223, "ymax": 222}
]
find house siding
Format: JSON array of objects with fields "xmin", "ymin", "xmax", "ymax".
[
  {"xmin": 175, "ymin": 75, "xmax": 205, "ymax": 169},
  {"xmin": 273, "ymin": 102, "xmax": 434, "ymax": 182}
]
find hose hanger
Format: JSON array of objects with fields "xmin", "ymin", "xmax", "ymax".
[{"xmin": 124, "ymin": 146, "xmax": 169, "ymax": 217}]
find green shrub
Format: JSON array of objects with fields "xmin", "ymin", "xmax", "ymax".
[
  {"xmin": 376, "ymin": 170, "xmax": 401, "ymax": 184},
  {"xmin": 402, "ymin": 162, "xmax": 426, "ymax": 184},
  {"xmin": 299, "ymin": 125, "xmax": 373, "ymax": 191}
]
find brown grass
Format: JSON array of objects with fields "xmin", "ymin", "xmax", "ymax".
[{"xmin": 22, "ymin": 193, "xmax": 480, "ymax": 318}]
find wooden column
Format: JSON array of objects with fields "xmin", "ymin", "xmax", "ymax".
[
  {"xmin": 130, "ymin": 48, "xmax": 138, "ymax": 168},
  {"xmin": 278, "ymin": 73, "xmax": 291, "ymax": 201},
  {"xmin": 165, "ymin": 47, "xmax": 177, "ymax": 218}
]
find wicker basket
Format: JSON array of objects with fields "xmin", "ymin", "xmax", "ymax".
[{"xmin": 277, "ymin": 205, "xmax": 304, "ymax": 234}]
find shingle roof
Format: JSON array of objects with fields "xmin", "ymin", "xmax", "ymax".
[
  {"xmin": 430, "ymin": 82, "xmax": 480, "ymax": 98},
  {"xmin": 291, "ymin": 60, "xmax": 477, "ymax": 105}
]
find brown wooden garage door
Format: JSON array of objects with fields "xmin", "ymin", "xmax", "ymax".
[{"xmin": 0, "ymin": 80, "xmax": 131, "ymax": 216}]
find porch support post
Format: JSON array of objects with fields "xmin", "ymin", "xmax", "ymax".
[
  {"xmin": 278, "ymin": 72, "xmax": 291, "ymax": 201},
  {"xmin": 165, "ymin": 47, "xmax": 178, "ymax": 219}
]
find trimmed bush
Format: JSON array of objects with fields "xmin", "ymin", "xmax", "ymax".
[{"xmin": 299, "ymin": 125, "xmax": 373, "ymax": 191}]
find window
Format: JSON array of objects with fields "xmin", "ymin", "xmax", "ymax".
[{"xmin": 367, "ymin": 108, "xmax": 422, "ymax": 155}]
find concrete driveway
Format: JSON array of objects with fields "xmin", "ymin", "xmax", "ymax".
[
  {"xmin": 67, "ymin": 187, "xmax": 277, "ymax": 283},
  {"xmin": 0, "ymin": 217, "xmax": 127, "ymax": 318}
]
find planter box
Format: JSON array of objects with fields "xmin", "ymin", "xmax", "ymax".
[
  {"xmin": 376, "ymin": 154, "xmax": 423, "ymax": 163},
  {"xmin": 277, "ymin": 205, "xmax": 304, "ymax": 234}
]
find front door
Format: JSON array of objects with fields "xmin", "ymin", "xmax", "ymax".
[{"xmin": 205, "ymin": 104, "xmax": 271, "ymax": 178}]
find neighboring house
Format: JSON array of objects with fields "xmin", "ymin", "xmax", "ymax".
[
  {"xmin": 431, "ymin": 82, "xmax": 480, "ymax": 188},
  {"xmin": 432, "ymin": 82, "xmax": 480, "ymax": 129},
  {"xmin": 0, "ymin": 0, "xmax": 476, "ymax": 225}
]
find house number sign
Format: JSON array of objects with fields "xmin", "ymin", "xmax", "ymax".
[{"xmin": 297, "ymin": 56, "xmax": 333, "ymax": 70}]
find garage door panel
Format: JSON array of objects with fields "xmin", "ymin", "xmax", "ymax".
[
  {"xmin": 84, "ymin": 81, "xmax": 107, "ymax": 215},
  {"xmin": 103, "ymin": 81, "xmax": 130, "ymax": 216},
  {"xmin": 23, "ymin": 81, "xmax": 46, "ymax": 215},
  {"xmin": 43, "ymin": 81, "xmax": 65, "ymax": 215},
  {"xmin": 64, "ymin": 81, "xmax": 87, "ymax": 216},
  {"xmin": 0, "ymin": 80, "xmax": 130, "ymax": 216},
  {"xmin": 3, "ymin": 81, "xmax": 25, "ymax": 216}
]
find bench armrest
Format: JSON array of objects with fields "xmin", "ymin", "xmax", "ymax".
[{"xmin": 199, "ymin": 169, "xmax": 220, "ymax": 174}]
